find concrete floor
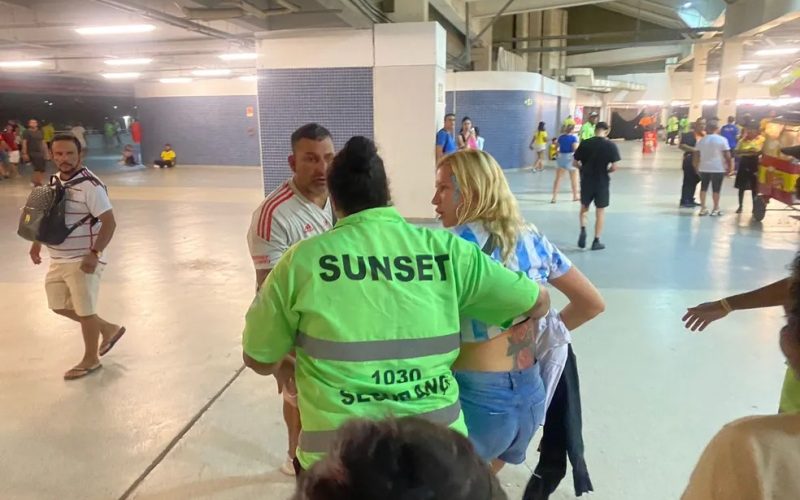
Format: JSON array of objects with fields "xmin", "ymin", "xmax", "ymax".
[{"xmin": 0, "ymin": 142, "xmax": 796, "ymax": 500}]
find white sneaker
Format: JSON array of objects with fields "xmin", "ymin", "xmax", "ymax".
[
  {"xmin": 699, "ymin": 208, "xmax": 709, "ymax": 216},
  {"xmin": 711, "ymin": 209, "xmax": 722, "ymax": 217},
  {"xmin": 280, "ymin": 455, "xmax": 296, "ymax": 476}
]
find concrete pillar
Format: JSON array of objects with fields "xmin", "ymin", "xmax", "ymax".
[
  {"xmin": 541, "ymin": 9, "xmax": 567, "ymax": 77},
  {"xmin": 388, "ymin": 0, "xmax": 427, "ymax": 22},
  {"xmin": 374, "ymin": 22, "xmax": 445, "ymax": 219},
  {"xmin": 528, "ymin": 11, "xmax": 542, "ymax": 72},
  {"xmin": 688, "ymin": 44, "xmax": 710, "ymax": 121},
  {"xmin": 717, "ymin": 39, "xmax": 743, "ymax": 122},
  {"xmin": 472, "ymin": 18, "xmax": 494, "ymax": 71},
  {"xmin": 514, "ymin": 13, "xmax": 529, "ymax": 70}
]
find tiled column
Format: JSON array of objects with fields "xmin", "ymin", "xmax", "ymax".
[{"xmin": 256, "ymin": 30, "xmax": 375, "ymax": 193}]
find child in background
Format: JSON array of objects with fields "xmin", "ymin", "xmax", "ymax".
[
  {"xmin": 549, "ymin": 137, "xmax": 558, "ymax": 161},
  {"xmin": 153, "ymin": 144, "xmax": 176, "ymax": 168}
]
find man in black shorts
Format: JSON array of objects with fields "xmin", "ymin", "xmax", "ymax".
[
  {"xmin": 22, "ymin": 119, "xmax": 50, "ymax": 186},
  {"xmin": 573, "ymin": 121, "xmax": 620, "ymax": 251}
]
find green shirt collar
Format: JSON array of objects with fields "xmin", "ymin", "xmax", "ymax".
[{"xmin": 335, "ymin": 206, "xmax": 401, "ymax": 228}]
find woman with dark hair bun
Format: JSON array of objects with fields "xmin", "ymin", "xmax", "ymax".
[{"xmin": 242, "ymin": 135, "xmax": 551, "ymax": 474}]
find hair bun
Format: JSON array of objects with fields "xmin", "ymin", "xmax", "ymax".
[{"xmin": 341, "ymin": 136, "xmax": 377, "ymax": 174}]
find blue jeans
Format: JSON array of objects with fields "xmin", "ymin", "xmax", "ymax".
[{"xmin": 455, "ymin": 363, "xmax": 546, "ymax": 464}]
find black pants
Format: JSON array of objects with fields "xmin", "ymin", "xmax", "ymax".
[
  {"xmin": 154, "ymin": 159, "xmax": 174, "ymax": 168},
  {"xmin": 667, "ymin": 131, "xmax": 678, "ymax": 145},
  {"xmin": 680, "ymin": 162, "xmax": 700, "ymax": 205}
]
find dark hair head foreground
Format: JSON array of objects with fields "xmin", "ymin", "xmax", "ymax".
[
  {"xmin": 294, "ymin": 417, "xmax": 507, "ymax": 500},
  {"xmin": 327, "ymin": 136, "xmax": 391, "ymax": 217}
]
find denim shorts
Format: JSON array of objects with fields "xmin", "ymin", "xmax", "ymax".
[
  {"xmin": 556, "ymin": 152, "xmax": 575, "ymax": 170},
  {"xmin": 455, "ymin": 363, "xmax": 546, "ymax": 464}
]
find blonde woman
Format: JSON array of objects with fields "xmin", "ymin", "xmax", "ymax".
[{"xmin": 432, "ymin": 149, "xmax": 605, "ymax": 472}]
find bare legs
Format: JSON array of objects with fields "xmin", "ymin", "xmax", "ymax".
[
  {"xmin": 552, "ymin": 169, "xmax": 580, "ymax": 203},
  {"xmin": 284, "ymin": 401, "xmax": 301, "ymax": 462},
  {"xmin": 534, "ymin": 151, "xmax": 545, "ymax": 172},
  {"xmin": 53, "ymin": 308, "xmax": 120, "ymax": 371}
]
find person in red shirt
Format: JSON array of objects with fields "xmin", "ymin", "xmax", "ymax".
[
  {"xmin": 130, "ymin": 119, "xmax": 142, "ymax": 165},
  {"xmin": 2, "ymin": 122, "xmax": 20, "ymax": 178}
]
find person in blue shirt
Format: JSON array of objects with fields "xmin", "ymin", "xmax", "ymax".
[
  {"xmin": 720, "ymin": 116, "xmax": 741, "ymax": 174},
  {"xmin": 551, "ymin": 126, "xmax": 580, "ymax": 203},
  {"xmin": 436, "ymin": 113, "xmax": 458, "ymax": 161}
]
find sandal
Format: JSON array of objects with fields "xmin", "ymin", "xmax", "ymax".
[
  {"xmin": 64, "ymin": 363, "xmax": 102, "ymax": 380},
  {"xmin": 99, "ymin": 326, "xmax": 126, "ymax": 356}
]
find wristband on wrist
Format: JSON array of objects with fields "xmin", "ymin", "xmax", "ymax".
[{"xmin": 720, "ymin": 298, "xmax": 733, "ymax": 313}]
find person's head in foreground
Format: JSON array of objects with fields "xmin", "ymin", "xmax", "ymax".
[
  {"xmin": 294, "ymin": 417, "xmax": 506, "ymax": 500},
  {"xmin": 433, "ymin": 149, "xmax": 524, "ymax": 263},
  {"xmin": 327, "ymin": 136, "xmax": 391, "ymax": 218},
  {"xmin": 694, "ymin": 117, "xmax": 707, "ymax": 134},
  {"xmin": 706, "ymin": 119, "xmax": 721, "ymax": 135},
  {"xmin": 51, "ymin": 134, "xmax": 83, "ymax": 175},
  {"xmin": 595, "ymin": 121, "xmax": 610, "ymax": 138}
]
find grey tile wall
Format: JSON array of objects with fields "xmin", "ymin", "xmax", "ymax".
[
  {"xmin": 446, "ymin": 90, "xmax": 559, "ymax": 169},
  {"xmin": 257, "ymin": 67, "xmax": 374, "ymax": 194},
  {"xmin": 137, "ymin": 95, "xmax": 260, "ymax": 166}
]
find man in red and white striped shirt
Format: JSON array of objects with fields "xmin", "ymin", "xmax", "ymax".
[
  {"xmin": 29, "ymin": 134, "xmax": 125, "ymax": 381},
  {"xmin": 246, "ymin": 123, "xmax": 334, "ymax": 475}
]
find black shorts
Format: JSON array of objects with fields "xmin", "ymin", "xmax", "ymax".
[
  {"xmin": 29, "ymin": 154, "xmax": 46, "ymax": 172},
  {"xmin": 581, "ymin": 182, "xmax": 610, "ymax": 208},
  {"xmin": 700, "ymin": 172, "xmax": 724, "ymax": 193}
]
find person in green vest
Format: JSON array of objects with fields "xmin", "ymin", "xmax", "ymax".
[
  {"xmin": 679, "ymin": 115, "xmax": 690, "ymax": 134},
  {"xmin": 579, "ymin": 112, "xmax": 598, "ymax": 141},
  {"xmin": 666, "ymin": 113, "xmax": 680, "ymax": 145},
  {"xmin": 242, "ymin": 136, "xmax": 551, "ymax": 474}
]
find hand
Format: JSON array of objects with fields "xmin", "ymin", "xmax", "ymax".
[
  {"xmin": 22, "ymin": 154, "xmax": 29, "ymax": 163},
  {"xmin": 274, "ymin": 357, "xmax": 297, "ymax": 398},
  {"xmin": 80, "ymin": 252, "xmax": 99, "ymax": 274},
  {"xmin": 29, "ymin": 244, "xmax": 42, "ymax": 265},
  {"xmin": 683, "ymin": 301, "xmax": 729, "ymax": 332},
  {"xmin": 608, "ymin": 165, "xmax": 617, "ymax": 173}
]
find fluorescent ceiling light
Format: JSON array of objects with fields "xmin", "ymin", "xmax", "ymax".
[
  {"xmin": 238, "ymin": 75, "xmax": 258, "ymax": 81},
  {"xmin": 76, "ymin": 24, "xmax": 155, "ymax": 35},
  {"xmin": 637, "ymin": 99, "xmax": 663, "ymax": 105},
  {"xmin": 101, "ymin": 72, "xmax": 140, "ymax": 79},
  {"xmin": 737, "ymin": 63, "xmax": 760, "ymax": 70},
  {"xmin": 755, "ymin": 48, "xmax": 800, "ymax": 56},
  {"xmin": 104, "ymin": 58, "xmax": 152, "ymax": 66},
  {"xmin": 219, "ymin": 53, "xmax": 257, "ymax": 61},
  {"xmin": 760, "ymin": 79, "xmax": 779, "ymax": 85},
  {"xmin": 0, "ymin": 60, "xmax": 43, "ymax": 68},
  {"xmin": 160, "ymin": 77, "xmax": 192, "ymax": 83},
  {"xmin": 191, "ymin": 69, "xmax": 231, "ymax": 77},
  {"xmin": 682, "ymin": 2, "xmax": 692, "ymax": 7}
]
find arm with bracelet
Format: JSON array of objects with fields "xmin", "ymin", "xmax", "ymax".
[{"xmin": 683, "ymin": 278, "xmax": 791, "ymax": 332}]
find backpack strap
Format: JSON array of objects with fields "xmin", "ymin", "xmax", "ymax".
[
  {"xmin": 481, "ymin": 234, "xmax": 497, "ymax": 256},
  {"xmin": 61, "ymin": 175, "xmax": 102, "ymax": 232}
]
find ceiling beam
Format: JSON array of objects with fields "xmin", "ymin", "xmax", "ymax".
[
  {"xmin": 566, "ymin": 44, "xmax": 688, "ymax": 67},
  {"xmin": 467, "ymin": 0, "xmax": 613, "ymax": 18},
  {"xmin": 599, "ymin": 2, "xmax": 686, "ymax": 30}
]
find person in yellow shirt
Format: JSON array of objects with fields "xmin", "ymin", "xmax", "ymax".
[
  {"xmin": 153, "ymin": 143, "xmax": 176, "ymax": 168},
  {"xmin": 529, "ymin": 121, "xmax": 548, "ymax": 172},
  {"xmin": 41, "ymin": 121, "xmax": 55, "ymax": 148},
  {"xmin": 733, "ymin": 125, "xmax": 764, "ymax": 214},
  {"xmin": 760, "ymin": 109, "xmax": 777, "ymax": 132}
]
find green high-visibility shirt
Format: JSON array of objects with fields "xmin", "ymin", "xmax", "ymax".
[
  {"xmin": 680, "ymin": 118, "xmax": 690, "ymax": 133},
  {"xmin": 667, "ymin": 117, "xmax": 679, "ymax": 132},
  {"xmin": 579, "ymin": 122, "xmax": 595, "ymax": 141},
  {"xmin": 242, "ymin": 206, "xmax": 540, "ymax": 468}
]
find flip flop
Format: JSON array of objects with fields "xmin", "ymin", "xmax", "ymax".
[
  {"xmin": 64, "ymin": 363, "xmax": 102, "ymax": 381},
  {"xmin": 99, "ymin": 326, "xmax": 126, "ymax": 357}
]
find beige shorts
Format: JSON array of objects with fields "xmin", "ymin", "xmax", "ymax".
[{"xmin": 45, "ymin": 262, "xmax": 105, "ymax": 317}]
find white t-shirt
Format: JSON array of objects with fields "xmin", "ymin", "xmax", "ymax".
[
  {"xmin": 46, "ymin": 167, "xmax": 112, "ymax": 264},
  {"xmin": 696, "ymin": 134, "xmax": 730, "ymax": 173},
  {"xmin": 71, "ymin": 126, "xmax": 86, "ymax": 147},
  {"xmin": 247, "ymin": 179, "xmax": 333, "ymax": 270}
]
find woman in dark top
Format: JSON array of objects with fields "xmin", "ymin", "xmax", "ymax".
[{"xmin": 733, "ymin": 125, "xmax": 764, "ymax": 214}]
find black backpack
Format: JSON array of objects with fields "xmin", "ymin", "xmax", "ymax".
[{"xmin": 17, "ymin": 175, "xmax": 98, "ymax": 245}]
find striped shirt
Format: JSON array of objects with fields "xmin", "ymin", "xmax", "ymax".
[
  {"xmin": 46, "ymin": 167, "xmax": 111, "ymax": 263},
  {"xmin": 453, "ymin": 221, "xmax": 572, "ymax": 342},
  {"xmin": 247, "ymin": 179, "xmax": 333, "ymax": 270}
]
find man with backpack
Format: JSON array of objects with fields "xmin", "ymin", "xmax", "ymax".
[{"xmin": 27, "ymin": 134, "xmax": 125, "ymax": 380}]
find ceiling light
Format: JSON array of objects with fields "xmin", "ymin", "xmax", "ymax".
[
  {"xmin": 760, "ymin": 79, "xmax": 779, "ymax": 85},
  {"xmin": 191, "ymin": 69, "xmax": 231, "ymax": 77},
  {"xmin": 738, "ymin": 70, "xmax": 750, "ymax": 77},
  {"xmin": 104, "ymin": 58, "xmax": 152, "ymax": 66},
  {"xmin": 219, "ymin": 53, "xmax": 257, "ymax": 61},
  {"xmin": 706, "ymin": 75, "xmax": 719, "ymax": 82},
  {"xmin": 159, "ymin": 77, "xmax": 193, "ymax": 83},
  {"xmin": 101, "ymin": 72, "xmax": 140, "ymax": 80},
  {"xmin": 682, "ymin": 2, "xmax": 692, "ymax": 7},
  {"xmin": 737, "ymin": 63, "xmax": 760, "ymax": 70},
  {"xmin": 755, "ymin": 48, "xmax": 800, "ymax": 56},
  {"xmin": 0, "ymin": 60, "xmax": 43, "ymax": 68},
  {"xmin": 76, "ymin": 24, "xmax": 156, "ymax": 35},
  {"xmin": 238, "ymin": 75, "xmax": 258, "ymax": 81}
]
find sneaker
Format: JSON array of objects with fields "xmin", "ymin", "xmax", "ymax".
[
  {"xmin": 736, "ymin": 206, "xmax": 743, "ymax": 214},
  {"xmin": 693, "ymin": 201, "xmax": 702, "ymax": 207},
  {"xmin": 591, "ymin": 239, "xmax": 605, "ymax": 251},
  {"xmin": 578, "ymin": 228, "xmax": 587, "ymax": 249},
  {"xmin": 679, "ymin": 203, "xmax": 695, "ymax": 208},
  {"xmin": 711, "ymin": 209, "xmax": 722, "ymax": 217},
  {"xmin": 280, "ymin": 455, "xmax": 296, "ymax": 476},
  {"xmin": 699, "ymin": 208, "xmax": 709, "ymax": 216}
]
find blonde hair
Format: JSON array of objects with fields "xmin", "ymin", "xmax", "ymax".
[{"xmin": 439, "ymin": 150, "xmax": 526, "ymax": 263}]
